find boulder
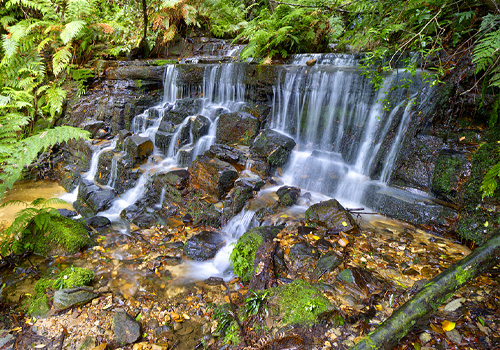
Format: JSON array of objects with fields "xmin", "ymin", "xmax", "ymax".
[
  {"xmin": 86, "ymin": 216, "xmax": 111, "ymax": 230},
  {"xmin": 124, "ymin": 135, "xmax": 153, "ymax": 166},
  {"xmin": 188, "ymin": 155, "xmax": 238, "ymax": 200},
  {"xmin": 251, "ymin": 129, "xmax": 296, "ymax": 167},
  {"xmin": 81, "ymin": 120, "xmax": 109, "ymax": 139},
  {"xmin": 184, "ymin": 231, "xmax": 225, "ymax": 261},
  {"xmin": 113, "ymin": 311, "xmax": 141, "ymax": 345},
  {"xmin": 431, "ymin": 149, "xmax": 468, "ymax": 203},
  {"xmin": 116, "ymin": 129, "xmax": 132, "ymax": 151},
  {"xmin": 205, "ymin": 144, "xmax": 246, "ymax": 165},
  {"xmin": 191, "ymin": 115, "xmax": 211, "ymax": 143},
  {"xmin": 285, "ymin": 241, "xmax": 321, "ymax": 278},
  {"xmin": 305, "ymin": 199, "xmax": 358, "ymax": 233},
  {"xmin": 86, "ymin": 188, "xmax": 117, "ymax": 213},
  {"xmin": 154, "ymin": 131, "xmax": 174, "ymax": 155},
  {"xmin": 276, "ymin": 186, "xmax": 301, "ymax": 206},
  {"xmin": 53, "ymin": 288, "xmax": 98, "ymax": 311},
  {"xmin": 173, "ymin": 97, "xmax": 203, "ymax": 116},
  {"xmin": 216, "ymin": 112, "xmax": 260, "ymax": 145}
]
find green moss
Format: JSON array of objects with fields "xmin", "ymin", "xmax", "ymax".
[
  {"xmin": 28, "ymin": 294, "xmax": 49, "ymax": 317},
  {"xmin": 432, "ymin": 154, "xmax": 461, "ymax": 194},
  {"xmin": 53, "ymin": 267, "xmax": 95, "ymax": 289},
  {"xmin": 230, "ymin": 231, "xmax": 264, "ymax": 282},
  {"xmin": 271, "ymin": 280, "xmax": 333, "ymax": 325},
  {"xmin": 34, "ymin": 278, "xmax": 53, "ymax": 295},
  {"xmin": 153, "ymin": 59, "xmax": 178, "ymax": 65},
  {"xmin": 455, "ymin": 266, "xmax": 471, "ymax": 285},
  {"xmin": 70, "ymin": 68, "xmax": 95, "ymax": 81},
  {"xmin": 20, "ymin": 211, "xmax": 93, "ymax": 256}
]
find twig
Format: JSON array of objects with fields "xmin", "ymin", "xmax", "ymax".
[
  {"xmin": 168, "ymin": 340, "xmax": 179, "ymax": 350},
  {"xmin": 56, "ymin": 326, "xmax": 67, "ymax": 350},
  {"xmin": 222, "ymin": 281, "xmax": 247, "ymax": 346}
]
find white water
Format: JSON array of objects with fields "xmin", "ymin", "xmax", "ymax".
[
  {"xmin": 84, "ymin": 139, "xmax": 117, "ymax": 181},
  {"xmin": 68, "ymin": 59, "xmax": 427, "ymax": 280}
]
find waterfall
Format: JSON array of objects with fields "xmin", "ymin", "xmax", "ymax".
[{"xmin": 84, "ymin": 139, "xmax": 117, "ymax": 182}]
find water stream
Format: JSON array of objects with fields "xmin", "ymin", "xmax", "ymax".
[{"xmin": 67, "ymin": 56, "xmax": 429, "ymax": 280}]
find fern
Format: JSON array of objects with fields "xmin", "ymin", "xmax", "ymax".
[
  {"xmin": 60, "ymin": 20, "xmax": 86, "ymax": 44},
  {"xmin": 0, "ymin": 199, "xmax": 92, "ymax": 256},
  {"xmin": 52, "ymin": 45, "xmax": 72, "ymax": 76}
]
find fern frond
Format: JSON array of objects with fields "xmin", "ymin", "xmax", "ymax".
[
  {"xmin": 66, "ymin": 0, "xmax": 92, "ymax": 20},
  {"xmin": 45, "ymin": 85, "xmax": 67, "ymax": 118},
  {"xmin": 2, "ymin": 34, "xmax": 19, "ymax": 58},
  {"xmin": 60, "ymin": 20, "xmax": 86, "ymax": 44},
  {"xmin": 481, "ymin": 160, "xmax": 500, "ymax": 198},
  {"xmin": 52, "ymin": 45, "xmax": 72, "ymax": 76}
]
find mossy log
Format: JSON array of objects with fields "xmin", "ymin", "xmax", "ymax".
[{"xmin": 350, "ymin": 230, "xmax": 500, "ymax": 350}]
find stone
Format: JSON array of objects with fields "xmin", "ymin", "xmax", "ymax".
[
  {"xmin": 188, "ymin": 155, "xmax": 238, "ymax": 200},
  {"xmin": 58, "ymin": 209, "xmax": 78, "ymax": 217},
  {"xmin": 124, "ymin": 135, "xmax": 153, "ymax": 166},
  {"xmin": 315, "ymin": 252, "xmax": 343, "ymax": 275},
  {"xmin": 205, "ymin": 144, "xmax": 246, "ymax": 165},
  {"xmin": 276, "ymin": 186, "xmax": 301, "ymax": 206},
  {"xmin": 184, "ymin": 231, "xmax": 225, "ymax": 261},
  {"xmin": 305, "ymin": 199, "xmax": 358, "ymax": 233},
  {"xmin": 431, "ymin": 149, "xmax": 468, "ymax": 203},
  {"xmin": 173, "ymin": 97, "xmax": 203, "ymax": 116},
  {"xmin": 155, "ymin": 131, "xmax": 174, "ymax": 155},
  {"xmin": 113, "ymin": 311, "xmax": 141, "ymax": 345},
  {"xmin": 86, "ymin": 188, "xmax": 117, "ymax": 213},
  {"xmin": 251, "ymin": 129, "xmax": 296, "ymax": 167},
  {"xmin": 216, "ymin": 112, "xmax": 260, "ymax": 145},
  {"xmin": 53, "ymin": 289, "xmax": 98, "ymax": 311},
  {"xmin": 285, "ymin": 241, "xmax": 320, "ymax": 278},
  {"xmin": 335, "ymin": 267, "xmax": 389, "ymax": 302},
  {"xmin": 191, "ymin": 115, "xmax": 211, "ymax": 143},
  {"xmin": 306, "ymin": 58, "xmax": 317, "ymax": 66},
  {"xmin": 86, "ymin": 216, "xmax": 111, "ymax": 230},
  {"xmin": 82, "ymin": 121, "xmax": 109, "ymax": 139}
]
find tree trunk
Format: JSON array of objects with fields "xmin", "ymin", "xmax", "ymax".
[{"xmin": 350, "ymin": 230, "xmax": 500, "ymax": 350}]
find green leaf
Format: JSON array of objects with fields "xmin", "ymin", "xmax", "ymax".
[{"xmin": 60, "ymin": 20, "xmax": 86, "ymax": 44}]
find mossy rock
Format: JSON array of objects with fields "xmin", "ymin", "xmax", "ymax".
[
  {"xmin": 230, "ymin": 226, "xmax": 283, "ymax": 282},
  {"xmin": 431, "ymin": 149, "xmax": 467, "ymax": 203},
  {"xmin": 269, "ymin": 280, "xmax": 334, "ymax": 325},
  {"xmin": 34, "ymin": 267, "xmax": 95, "ymax": 293},
  {"xmin": 18, "ymin": 211, "xmax": 93, "ymax": 256},
  {"xmin": 28, "ymin": 294, "xmax": 50, "ymax": 318}
]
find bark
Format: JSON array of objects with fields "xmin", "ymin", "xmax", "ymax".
[{"xmin": 349, "ymin": 230, "xmax": 500, "ymax": 350}]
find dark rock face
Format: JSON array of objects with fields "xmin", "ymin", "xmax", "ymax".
[
  {"xmin": 216, "ymin": 112, "xmax": 260, "ymax": 145},
  {"xmin": 85, "ymin": 216, "xmax": 111, "ymax": 230},
  {"xmin": 113, "ymin": 311, "xmax": 141, "ymax": 345},
  {"xmin": 276, "ymin": 186, "xmax": 301, "ymax": 206},
  {"xmin": 77, "ymin": 179, "xmax": 116, "ymax": 215},
  {"xmin": 305, "ymin": 199, "xmax": 358, "ymax": 233},
  {"xmin": 431, "ymin": 149, "xmax": 468, "ymax": 203},
  {"xmin": 188, "ymin": 155, "xmax": 238, "ymax": 200},
  {"xmin": 81, "ymin": 121, "xmax": 109, "ymax": 139},
  {"xmin": 205, "ymin": 144, "xmax": 246, "ymax": 166},
  {"xmin": 183, "ymin": 231, "xmax": 225, "ymax": 261},
  {"xmin": 191, "ymin": 115, "xmax": 211, "ymax": 143},
  {"xmin": 251, "ymin": 129, "xmax": 296, "ymax": 167},
  {"xmin": 124, "ymin": 135, "xmax": 153, "ymax": 166},
  {"xmin": 363, "ymin": 183, "xmax": 457, "ymax": 229}
]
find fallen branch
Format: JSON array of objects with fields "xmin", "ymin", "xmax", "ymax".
[{"xmin": 350, "ymin": 229, "xmax": 500, "ymax": 350}]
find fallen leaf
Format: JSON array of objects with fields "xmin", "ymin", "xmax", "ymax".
[
  {"xmin": 442, "ymin": 320, "xmax": 456, "ymax": 331},
  {"xmin": 342, "ymin": 221, "xmax": 348, "ymax": 227},
  {"xmin": 459, "ymin": 136, "xmax": 466, "ymax": 141},
  {"xmin": 443, "ymin": 298, "xmax": 465, "ymax": 312}
]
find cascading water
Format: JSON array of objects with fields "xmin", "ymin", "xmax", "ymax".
[{"xmin": 71, "ymin": 57, "xmax": 429, "ymax": 280}]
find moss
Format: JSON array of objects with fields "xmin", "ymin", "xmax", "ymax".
[
  {"xmin": 20, "ymin": 212, "xmax": 93, "ymax": 256},
  {"xmin": 28, "ymin": 294, "xmax": 49, "ymax": 317},
  {"xmin": 70, "ymin": 68, "xmax": 95, "ymax": 81},
  {"xmin": 229, "ymin": 231, "xmax": 264, "ymax": 282},
  {"xmin": 34, "ymin": 278, "xmax": 53, "ymax": 295},
  {"xmin": 153, "ymin": 59, "xmax": 178, "ymax": 65},
  {"xmin": 53, "ymin": 267, "xmax": 95, "ymax": 289},
  {"xmin": 431, "ymin": 154, "xmax": 462, "ymax": 195},
  {"xmin": 270, "ymin": 280, "xmax": 333, "ymax": 326}
]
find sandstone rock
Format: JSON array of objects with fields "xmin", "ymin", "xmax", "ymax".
[
  {"xmin": 124, "ymin": 135, "xmax": 153, "ymax": 166},
  {"xmin": 251, "ymin": 129, "xmax": 296, "ymax": 167},
  {"xmin": 53, "ymin": 289, "xmax": 98, "ymax": 311},
  {"xmin": 188, "ymin": 155, "xmax": 238, "ymax": 200},
  {"xmin": 305, "ymin": 199, "xmax": 358, "ymax": 233},
  {"xmin": 216, "ymin": 112, "xmax": 260, "ymax": 145}
]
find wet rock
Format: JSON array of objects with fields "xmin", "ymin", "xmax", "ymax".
[
  {"xmin": 82, "ymin": 121, "xmax": 109, "ymax": 139},
  {"xmin": 177, "ymin": 147, "xmax": 193, "ymax": 167},
  {"xmin": 306, "ymin": 58, "xmax": 317, "ymax": 66},
  {"xmin": 305, "ymin": 199, "xmax": 358, "ymax": 233},
  {"xmin": 155, "ymin": 131, "xmax": 174, "ymax": 155},
  {"xmin": 240, "ymin": 103, "xmax": 272, "ymax": 127},
  {"xmin": 173, "ymin": 97, "xmax": 203, "ymax": 116},
  {"xmin": 184, "ymin": 231, "xmax": 225, "ymax": 261},
  {"xmin": 315, "ymin": 252, "xmax": 343, "ymax": 277},
  {"xmin": 188, "ymin": 155, "xmax": 238, "ymax": 200},
  {"xmin": 251, "ymin": 129, "xmax": 296, "ymax": 167},
  {"xmin": 205, "ymin": 144, "xmax": 246, "ymax": 165},
  {"xmin": 124, "ymin": 135, "xmax": 153, "ymax": 166},
  {"xmin": 248, "ymin": 241, "xmax": 277, "ymax": 291},
  {"xmin": 224, "ymin": 181, "xmax": 256, "ymax": 219},
  {"xmin": 191, "ymin": 115, "xmax": 211, "ymax": 143},
  {"xmin": 58, "ymin": 209, "xmax": 78, "ymax": 217},
  {"xmin": 113, "ymin": 311, "xmax": 141, "ymax": 345},
  {"xmin": 154, "ymin": 169, "xmax": 190, "ymax": 190},
  {"xmin": 53, "ymin": 288, "xmax": 98, "ymax": 311},
  {"xmin": 276, "ymin": 186, "xmax": 301, "ymax": 206},
  {"xmin": 132, "ymin": 213, "xmax": 157, "ymax": 228},
  {"xmin": 285, "ymin": 242, "xmax": 320, "ymax": 278},
  {"xmin": 116, "ymin": 130, "xmax": 133, "ymax": 150},
  {"xmin": 86, "ymin": 188, "xmax": 117, "ymax": 213},
  {"xmin": 431, "ymin": 149, "xmax": 468, "ymax": 203},
  {"xmin": 335, "ymin": 267, "xmax": 389, "ymax": 302},
  {"xmin": 86, "ymin": 216, "xmax": 111, "ymax": 230},
  {"xmin": 363, "ymin": 183, "xmax": 457, "ymax": 229},
  {"xmin": 216, "ymin": 112, "xmax": 260, "ymax": 145}
]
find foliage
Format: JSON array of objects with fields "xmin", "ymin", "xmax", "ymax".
[
  {"xmin": 236, "ymin": 4, "xmax": 338, "ymax": 62},
  {"xmin": 198, "ymin": 0, "xmax": 247, "ymax": 38},
  {"xmin": 35, "ymin": 266, "xmax": 95, "ymax": 293},
  {"xmin": 270, "ymin": 279, "xmax": 333, "ymax": 325},
  {"xmin": 229, "ymin": 231, "xmax": 263, "ymax": 282},
  {"xmin": 212, "ymin": 303, "xmax": 242, "ymax": 345},
  {"xmin": 245, "ymin": 289, "xmax": 270, "ymax": 317},
  {"xmin": 0, "ymin": 198, "xmax": 92, "ymax": 256}
]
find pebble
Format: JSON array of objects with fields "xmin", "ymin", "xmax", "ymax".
[{"xmin": 173, "ymin": 322, "xmax": 182, "ymax": 331}]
